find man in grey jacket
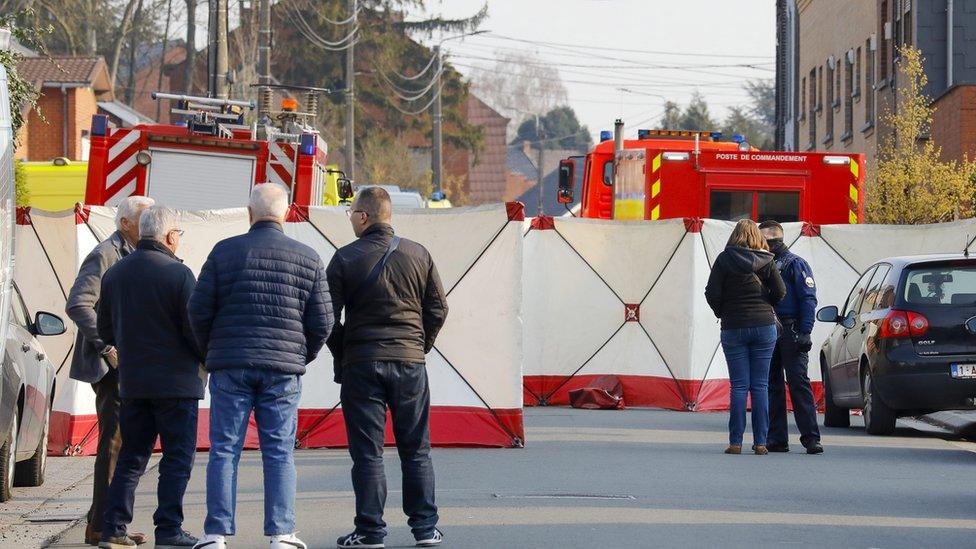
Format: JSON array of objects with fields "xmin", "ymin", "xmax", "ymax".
[{"xmin": 66, "ymin": 195, "xmax": 154, "ymax": 546}]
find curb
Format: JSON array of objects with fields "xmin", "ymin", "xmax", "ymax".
[{"xmin": 916, "ymin": 411, "xmax": 976, "ymax": 440}]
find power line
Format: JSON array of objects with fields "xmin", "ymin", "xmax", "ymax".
[
  {"xmin": 450, "ymin": 61, "xmax": 757, "ymax": 94},
  {"xmin": 445, "ymin": 49, "xmax": 775, "ymax": 71},
  {"xmin": 478, "ymin": 32, "xmax": 774, "ymax": 60}
]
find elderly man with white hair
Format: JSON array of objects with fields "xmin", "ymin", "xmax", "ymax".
[
  {"xmin": 66, "ymin": 195, "xmax": 154, "ymax": 546},
  {"xmin": 96, "ymin": 205, "xmax": 204, "ymax": 549},
  {"xmin": 189, "ymin": 183, "xmax": 333, "ymax": 549}
]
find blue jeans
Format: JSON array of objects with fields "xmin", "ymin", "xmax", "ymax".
[
  {"xmin": 340, "ymin": 361, "xmax": 438, "ymax": 540},
  {"xmin": 720, "ymin": 324, "xmax": 778, "ymax": 446},
  {"xmin": 103, "ymin": 398, "xmax": 198, "ymax": 540},
  {"xmin": 204, "ymin": 369, "xmax": 301, "ymax": 536}
]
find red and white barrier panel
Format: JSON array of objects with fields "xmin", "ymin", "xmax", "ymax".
[
  {"xmin": 17, "ymin": 203, "xmax": 525, "ymax": 455},
  {"xmin": 522, "ymin": 215, "xmax": 976, "ymax": 411}
]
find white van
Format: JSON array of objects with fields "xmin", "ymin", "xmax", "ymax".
[{"xmin": 356, "ymin": 184, "xmax": 426, "ymax": 210}]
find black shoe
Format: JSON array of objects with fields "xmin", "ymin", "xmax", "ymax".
[
  {"xmin": 415, "ymin": 528, "xmax": 443, "ymax": 547},
  {"xmin": 804, "ymin": 441, "xmax": 824, "ymax": 454},
  {"xmin": 336, "ymin": 532, "xmax": 384, "ymax": 548},
  {"xmin": 766, "ymin": 443, "xmax": 790, "ymax": 453}
]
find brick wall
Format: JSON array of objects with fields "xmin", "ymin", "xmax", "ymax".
[
  {"xmin": 70, "ymin": 88, "xmax": 98, "ymax": 160},
  {"xmin": 21, "ymin": 87, "xmax": 98, "ymax": 161},
  {"xmin": 931, "ymin": 84, "xmax": 976, "ymax": 164},
  {"xmin": 26, "ymin": 89, "xmax": 66, "ymax": 160}
]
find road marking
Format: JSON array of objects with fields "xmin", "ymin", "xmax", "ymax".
[
  {"xmin": 526, "ymin": 427, "xmax": 962, "ymax": 450},
  {"xmin": 438, "ymin": 506, "xmax": 976, "ymax": 530}
]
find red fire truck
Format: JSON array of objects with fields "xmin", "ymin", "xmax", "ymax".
[
  {"xmin": 85, "ymin": 88, "xmax": 351, "ymax": 209},
  {"xmin": 558, "ymin": 123, "xmax": 864, "ymax": 225}
]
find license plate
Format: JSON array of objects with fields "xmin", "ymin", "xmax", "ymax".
[{"xmin": 950, "ymin": 364, "xmax": 976, "ymax": 379}]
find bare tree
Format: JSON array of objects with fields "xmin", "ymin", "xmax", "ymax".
[
  {"xmin": 108, "ymin": 0, "xmax": 139, "ymax": 90},
  {"xmin": 469, "ymin": 50, "xmax": 568, "ymax": 141}
]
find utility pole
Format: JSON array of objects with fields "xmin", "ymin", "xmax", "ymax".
[
  {"xmin": 258, "ymin": 0, "xmax": 271, "ymax": 87},
  {"xmin": 216, "ymin": 0, "xmax": 229, "ymax": 98},
  {"xmin": 431, "ymin": 45, "xmax": 443, "ymax": 194},
  {"xmin": 345, "ymin": 0, "xmax": 357, "ymax": 182},
  {"xmin": 536, "ymin": 114, "xmax": 544, "ymax": 217},
  {"xmin": 207, "ymin": 0, "xmax": 229, "ymax": 98}
]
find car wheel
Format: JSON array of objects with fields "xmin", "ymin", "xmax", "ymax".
[
  {"xmin": 0, "ymin": 414, "xmax": 17, "ymax": 502},
  {"xmin": 862, "ymin": 368, "xmax": 896, "ymax": 435},
  {"xmin": 14, "ymin": 404, "xmax": 48, "ymax": 487},
  {"xmin": 822, "ymin": 363, "xmax": 850, "ymax": 428}
]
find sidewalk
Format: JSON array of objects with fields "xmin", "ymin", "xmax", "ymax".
[{"xmin": 0, "ymin": 456, "xmax": 94, "ymax": 548}]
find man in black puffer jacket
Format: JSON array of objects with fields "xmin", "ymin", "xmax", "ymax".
[
  {"xmin": 327, "ymin": 186, "xmax": 448, "ymax": 549},
  {"xmin": 187, "ymin": 183, "xmax": 332, "ymax": 549}
]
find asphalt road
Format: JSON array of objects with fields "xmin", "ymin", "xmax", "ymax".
[{"xmin": 38, "ymin": 409, "xmax": 976, "ymax": 549}]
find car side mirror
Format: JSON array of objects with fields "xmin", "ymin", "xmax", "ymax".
[
  {"xmin": 557, "ymin": 159, "xmax": 575, "ymax": 204},
  {"xmin": 816, "ymin": 306, "xmax": 839, "ymax": 323},
  {"xmin": 337, "ymin": 178, "xmax": 354, "ymax": 201},
  {"xmin": 34, "ymin": 311, "xmax": 66, "ymax": 336}
]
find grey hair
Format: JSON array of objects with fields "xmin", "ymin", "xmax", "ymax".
[
  {"xmin": 138, "ymin": 206, "xmax": 179, "ymax": 242},
  {"xmin": 115, "ymin": 195, "xmax": 155, "ymax": 230},
  {"xmin": 249, "ymin": 183, "xmax": 289, "ymax": 221}
]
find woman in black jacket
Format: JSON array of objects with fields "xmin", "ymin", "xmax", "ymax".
[{"xmin": 705, "ymin": 219, "xmax": 786, "ymax": 455}]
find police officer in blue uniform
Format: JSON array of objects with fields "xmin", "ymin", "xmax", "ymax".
[{"xmin": 759, "ymin": 220, "xmax": 824, "ymax": 454}]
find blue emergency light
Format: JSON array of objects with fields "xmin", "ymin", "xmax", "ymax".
[
  {"xmin": 600, "ymin": 130, "xmax": 613, "ymax": 142},
  {"xmin": 710, "ymin": 131, "xmax": 723, "ymax": 140},
  {"xmin": 731, "ymin": 133, "xmax": 745, "ymax": 144},
  {"xmin": 300, "ymin": 133, "xmax": 316, "ymax": 156},
  {"xmin": 637, "ymin": 129, "xmax": 651, "ymax": 139},
  {"xmin": 91, "ymin": 114, "xmax": 109, "ymax": 137}
]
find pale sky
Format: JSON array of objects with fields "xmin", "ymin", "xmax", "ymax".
[{"xmin": 412, "ymin": 0, "xmax": 776, "ymax": 142}]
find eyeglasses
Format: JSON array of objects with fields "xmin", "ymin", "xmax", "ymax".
[
  {"xmin": 345, "ymin": 209, "xmax": 368, "ymax": 219},
  {"xmin": 170, "ymin": 229, "xmax": 185, "ymax": 237}
]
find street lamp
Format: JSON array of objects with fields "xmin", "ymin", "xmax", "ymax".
[
  {"xmin": 504, "ymin": 105, "xmax": 546, "ymax": 217},
  {"xmin": 431, "ymin": 30, "xmax": 488, "ymax": 196}
]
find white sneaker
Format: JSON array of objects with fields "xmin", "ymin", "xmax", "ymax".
[
  {"xmin": 270, "ymin": 534, "xmax": 307, "ymax": 549},
  {"xmin": 193, "ymin": 535, "xmax": 226, "ymax": 549}
]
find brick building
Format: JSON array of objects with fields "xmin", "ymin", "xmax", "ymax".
[
  {"xmin": 15, "ymin": 56, "xmax": 114, "ymax": 161},
  {"xmin": 777, "ymin": 0, "xmax": 976, "ymax": 167}
]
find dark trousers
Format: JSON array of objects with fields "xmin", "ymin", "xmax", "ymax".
[
  {"xmin": 87, "ymin": 369, "xmax": 122, "ymax": 531},
  {"xmin": 768, "ymin": 325, "xmax": 822, "ymax": 447},
  {"xmin": 341, "ymin": 361, "xmax": 438, "ymax": 539},
  {"xmin": 102, "ymin": 398, "xmax": 198, "ymax": 540}
]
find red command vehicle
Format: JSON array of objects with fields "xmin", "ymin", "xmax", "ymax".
[
  {"xmin": 559, "ymin": 129, "xmax": 865, "ymax": 225},
  {"xmin": 85, "ymin": 90, "xmax": 346, "ymax": 209}
]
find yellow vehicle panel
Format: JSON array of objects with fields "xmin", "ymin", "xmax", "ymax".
[{"xmin": 23, "ymin": 162, "xmax": 86, "ymax": 211}]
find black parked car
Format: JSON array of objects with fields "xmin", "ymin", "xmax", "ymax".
[
  {"xmin": 0, "ymin": 283, "xmax": 65, "ymax": 501},
  {"xmin": 817, "ymin": 255, "xmax": 976, "ymax": 435}
]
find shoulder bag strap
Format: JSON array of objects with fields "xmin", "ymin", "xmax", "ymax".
[{"xmin": 347, "ymin": 236, "xmax": 401, "ymax": 307}]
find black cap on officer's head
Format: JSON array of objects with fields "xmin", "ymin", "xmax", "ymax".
[{"xmin": 758, "ymin": 220, "xmax": 783, "ymax": 233}]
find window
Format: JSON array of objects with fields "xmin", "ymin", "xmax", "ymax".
[
  {"xmin": 843, "ymin": 52, "xmax": 854, "ymax": 140},
  {"xmin": 757, "ymin": 192, "xmax": 800, "ymax": 223},
  {"xmin": 860, "ymin": 265, "xmax": 891, "ymax": 314},
  {"xmin": 904, "ymin": 265, "xmax": 976, "ymax": 306},
  {"xmin": 799, "ymin": 76, "xmax": 806, "ymax": 120},
  {"xmin": 904, "ymin": 5, "xmax": 912, "ymax": 46},
  {"xmin": 708, "ymin": 191, "xmax": 800, "ymax": 223},
  {"xmin": 843, "ymin": 266, "xmax": 878, "ymax": 319},
  {"xmin": 855, "ymin": 47, "xmax": 862, "ymax": 99},
  {"xmin": 602, "ymin": 160, "xmax": 613, "ymax": 185},
  {"xmin": 865, "ymin": 38, "xmax": 875, "ymax": 128},
  {"xmin": 10, "ymin": 285, "xmax": 29, "ymax": 329},
  {"xmin": 808, "ymin": 69, "xmax": 817, "ymax": 146},
  {"xmin": 879, "ymin": 0, "xmax": 889, "ymax": 83},
  {"xmin": 817, "ymin": 65, "xmax": 824, "ymax": 110},
  {"xmin": 709, "ymin": 191, "xmax": 752, "ymax": 221},
  {"xmin": 825, "ymin": 61, "xmax": 835, "ymax": 142}
]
